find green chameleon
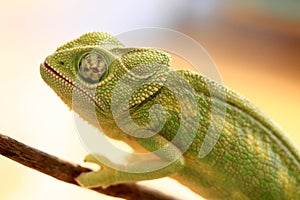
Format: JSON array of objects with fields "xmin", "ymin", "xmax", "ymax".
[{"xmin": 40, "ymin": 32, "xmax": 300, "ymax": 199}]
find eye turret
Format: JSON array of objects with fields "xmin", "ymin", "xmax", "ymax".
[{"xmin": 78, "ymin": 52, "xmax": 108, "ymax": 84}]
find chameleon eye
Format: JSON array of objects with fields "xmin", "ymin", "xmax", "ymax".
[{"xmin": 78, "ymin": 52, "xmax": 108, "ymax": 84}]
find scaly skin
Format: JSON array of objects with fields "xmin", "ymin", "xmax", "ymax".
[{"xmin": 40, "ymin": 32, "xmax": 300, "ymax": 199}]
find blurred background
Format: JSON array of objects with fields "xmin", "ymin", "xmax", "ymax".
[{"xmin": 0, "ymin": 0, "xmax": 299, "ymax": 199}]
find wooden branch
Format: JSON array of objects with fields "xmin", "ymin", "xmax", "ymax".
[{"xmin": 0, "ymin": 133, "xmax": 178, "ymax": 200}]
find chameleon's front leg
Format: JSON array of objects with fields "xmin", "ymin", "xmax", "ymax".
[{"xmin": 76, "ymin": 134, "xmax": 185, "ymax": 188}]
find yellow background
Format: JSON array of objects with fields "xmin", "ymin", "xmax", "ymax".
[{"xmin": 0, "ymin": 1, "xmax": 299, "ymax": 199}]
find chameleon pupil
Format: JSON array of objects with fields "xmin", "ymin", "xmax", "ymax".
[{"xmin": 78, "ymin": 53, "xmax": 107, "ymax": 83}]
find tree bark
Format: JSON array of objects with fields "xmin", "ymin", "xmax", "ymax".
[{"xmin": 0, "ymin": 133, "xmax": 178, "ymax": 200}]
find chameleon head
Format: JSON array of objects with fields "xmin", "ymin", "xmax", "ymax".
[{"xmin": 40, "ymin": 32, "xmax": 172, "ymax": 129}]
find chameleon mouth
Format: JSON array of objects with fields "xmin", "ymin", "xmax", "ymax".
[
  {"xmin": 41, "ymin": 62, "xmax": 100, "ymax": 109},
  {"xmin": 42, "ymin": 62, "xmax": 72, "ymax": 84}
]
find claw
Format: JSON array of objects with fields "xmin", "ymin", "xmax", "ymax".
[{"xmin": 84, "ymin": 154, "xmax": 99, "ymax": 163}]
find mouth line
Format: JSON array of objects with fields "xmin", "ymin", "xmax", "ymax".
[
  {"xmin": 42, "ymin": 62, "xmax": 72, "ymax": 84},
  {"xmin": 42, "ymin": 62, "xmax": 101, "ymax": 109}
]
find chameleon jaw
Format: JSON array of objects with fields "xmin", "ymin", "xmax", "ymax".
[
  {"xmin": 42, "ymin": 61, "xmax": 72, "ymax": 84},
  {"xmin": 40, "ymin": 61, "xmax": 101, "ymax": 110}
]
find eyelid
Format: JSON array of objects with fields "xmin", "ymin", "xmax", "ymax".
[{"xmin": 77, "ymin": 52, "xmax": 109, "ymax": 84}]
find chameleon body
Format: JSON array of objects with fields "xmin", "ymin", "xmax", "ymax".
[{"xmin": 40, "ymin": 32, "xmax": 300, "ymax": 199}]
